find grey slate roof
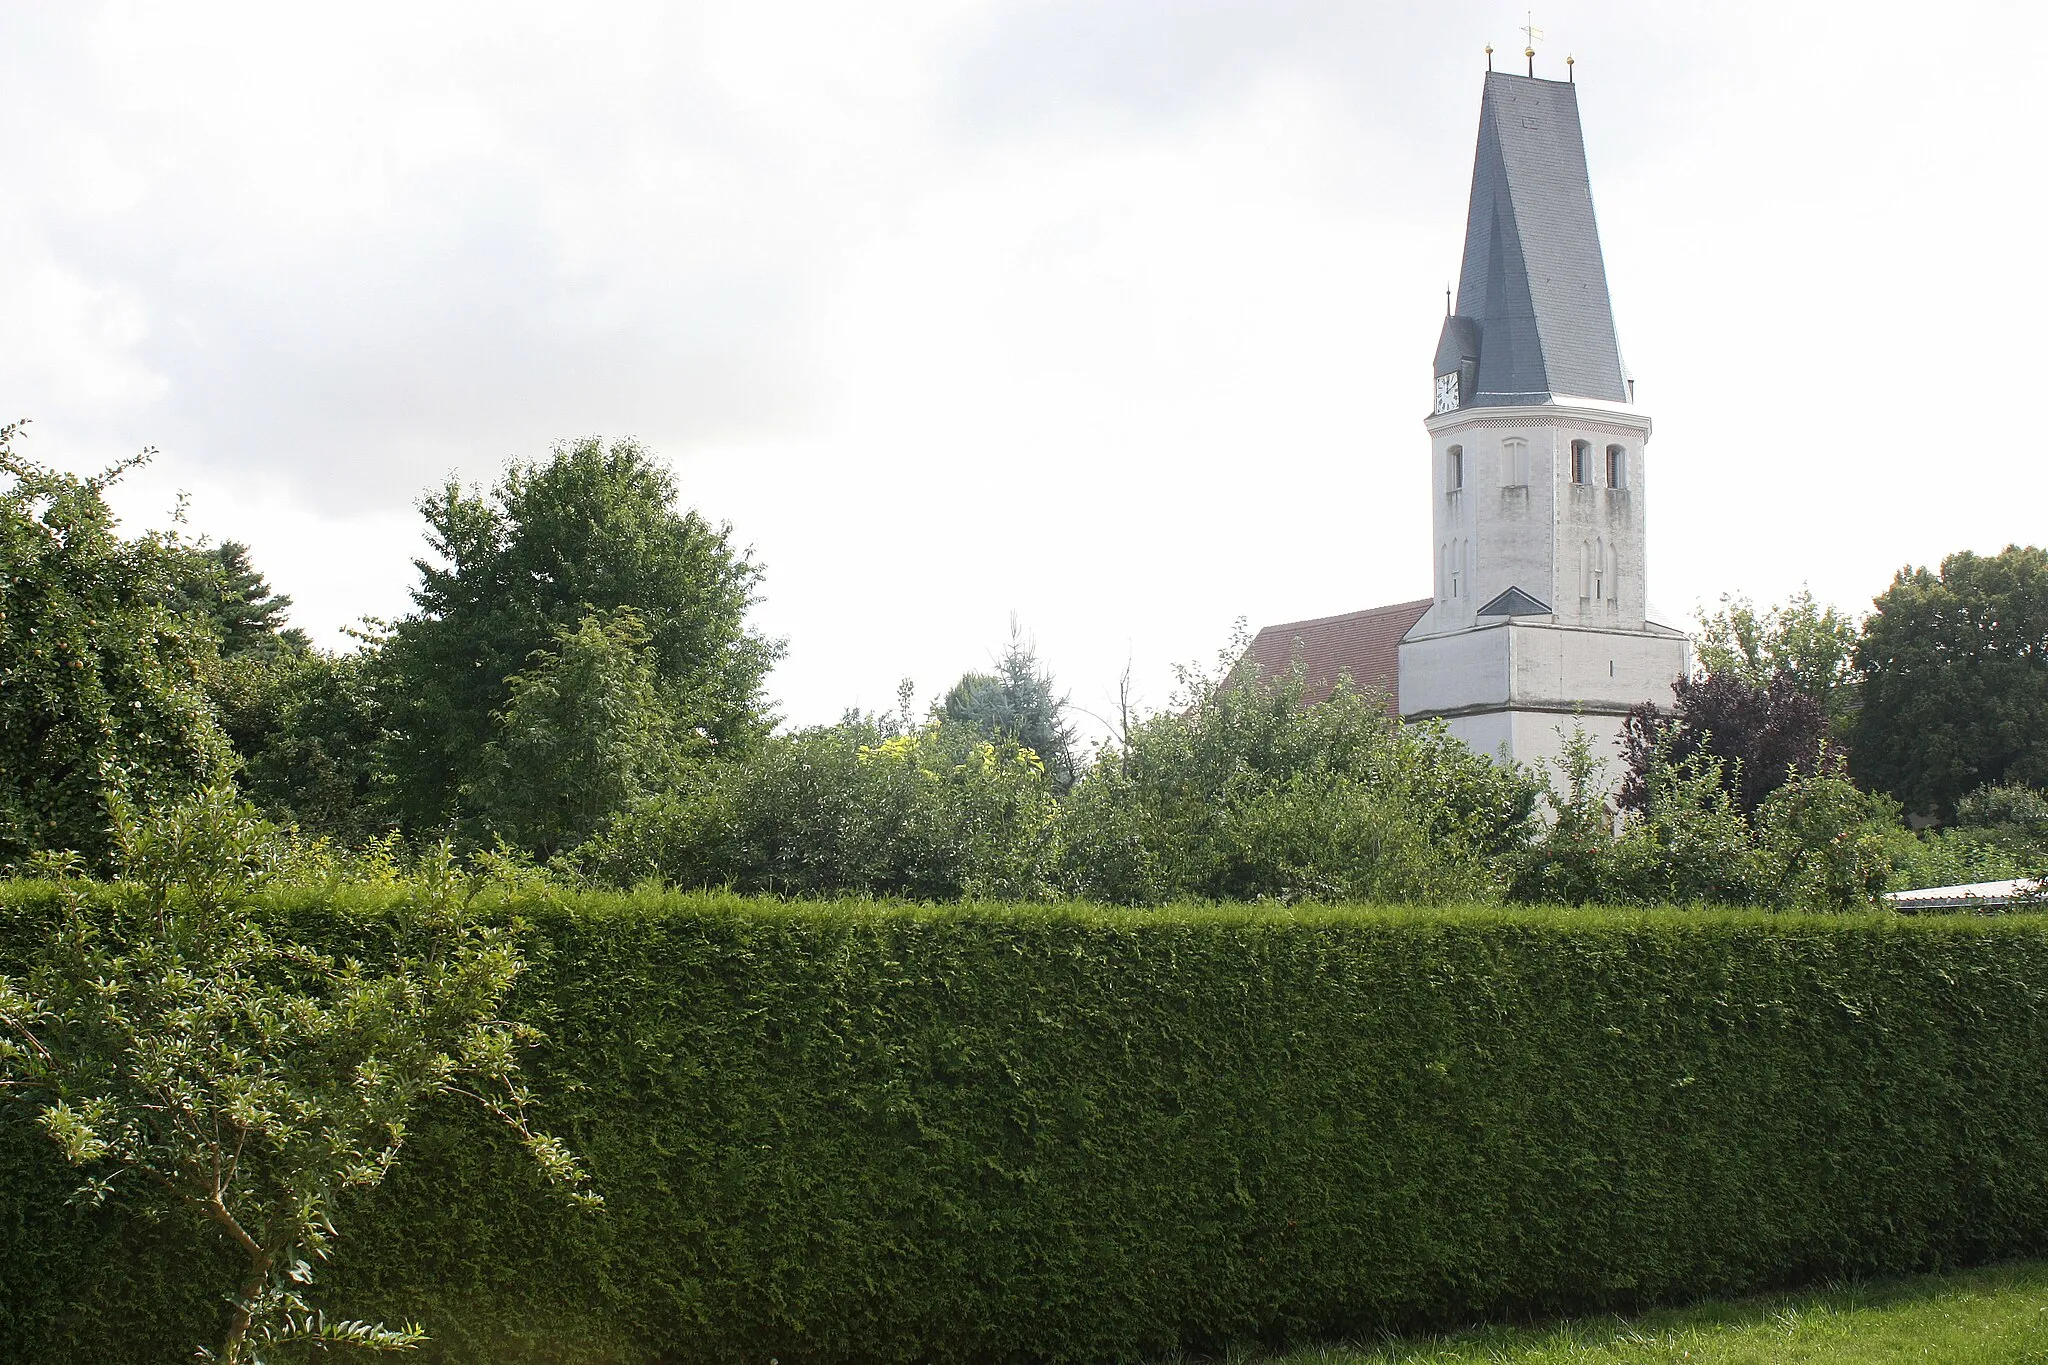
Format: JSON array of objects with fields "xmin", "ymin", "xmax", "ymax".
[
  {"xmin": 1438, "ymin": 72, "xmax": 1628, "ymax": 406},
  {"xmin": 1475, "ymin": 585, "xmax": 1552, "ymax": 617}
]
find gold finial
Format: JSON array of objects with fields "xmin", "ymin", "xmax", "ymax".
[
  {"xmin": 1566, "ymin": 53, "xmax": 1575, "ymax": 84},
  {"xmin": 1484, "ymin": 43, "xmax": 1493, "ymax": 72}
]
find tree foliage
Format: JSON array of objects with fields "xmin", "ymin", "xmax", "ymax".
[
  {"xmin": 167, "ymin": 540, "xmax": 310, "ymax": 662},
  {"xmin": 0, "ymin": 787, "xmax": 596, "ymax": 1363},
  {"xmin": 1057, "ymin": 644, "xmax": 1537, "ymax": 905},
  {"xmin": 465, "ymin": 609, "xmax": 686, "ymax": 860},
  {"xmin": 572, "ymin": 718, "xmax": 1060, "ymax": 900},
  {"xmin": 1619, "ymin": 671, "xmax": 1831, "ymax": 818},
  {"xmin": 210, "ymin": 636, "xmax": 390, "ymax": 844},
  {"xmin": 0, "ymin": 425, "xmax": 234, "ymax": 869},
  {"xmin": 941, "ymin": 623, "xmax": 1080, "ymax": 791},
  {"xmin": 1852, "ymin": 545, "xmax": 2048, "ymax": 818},
  {"xmin": 376, "ymin": 437, "xmax": 782, "ymax": 830},
  {"xmin": 1516, "ymin": 729, "xmax": 1900, "ymax": 909},
  {"xmin": 1693, "ymin": 588, "xmax": 1860, "ymax": 718}
]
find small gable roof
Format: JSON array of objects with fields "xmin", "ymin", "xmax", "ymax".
[
  {"xmin": 1476, "ymin": 585, "xmax": 1552, "ymax": 617},
  {"xmin": 1244, "ymin": 598, "xmax": 1433, "ymax": 716}
]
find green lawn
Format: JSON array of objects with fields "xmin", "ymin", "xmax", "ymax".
[{"xmin": 1261, "ymin": 1262, "xmax": 2048, "ymax": 1364}]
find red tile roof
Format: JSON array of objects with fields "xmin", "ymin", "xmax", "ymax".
[{"xmin": 1245, "ymin": 598, "xmax": 1432, "ymax": 717}]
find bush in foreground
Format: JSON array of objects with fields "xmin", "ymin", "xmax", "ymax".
[{"xmin": 0, "ymin": 791, "xmax": 596, "ymax": 1363}]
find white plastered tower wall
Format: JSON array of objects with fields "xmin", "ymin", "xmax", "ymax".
[{"xmin": 1395, "ymin": 70, "xmax": 1689, "ymax": 789}]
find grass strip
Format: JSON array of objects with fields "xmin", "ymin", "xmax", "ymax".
[{"xmin": 1270, "ymin": 1260, "xmax": 2048, "ymax": 1364}]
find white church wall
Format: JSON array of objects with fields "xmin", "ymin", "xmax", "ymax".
[
  {"xmin": 1478, "ymin": 427, "xmax": 1555, "ymax": 616},
  {"xmin": 1441, "ymin": 708, "xmax": 1633, "ymax": 795},
  {"xmin": 1506, "ymin": 621, "xmax": 1689, "ymax": 712},
  {"xmin": 1548, "ymin": 414, "xmax": 1652, "ymax": 630},
  {"xmin": 1424, "ymin": 405, "xmax": 1650, "ymax": 627},
  {"xmin": 1398, "ymin": 621, "xmax": 1511, "ymax": 716},
  {"xmin": 1441, "ymin": 710, "xmax": 1515, "ymax": 766}
]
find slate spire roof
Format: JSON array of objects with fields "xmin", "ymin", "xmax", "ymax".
[{"xmin": 1434, "ymin": 72, "xmax": 1628, "ymax": 406}]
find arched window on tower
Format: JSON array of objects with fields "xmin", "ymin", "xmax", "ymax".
[
  {"xmin": 1607, "ymin": 444, "xmax": 1627, "ymax": 489},
  {"xmin": 1593, "ymin": 537, "xmax": 1607, "ymax": 601},
  {"xmin": 1580, "ymin": 541, "xmax": 1593, "ymax": 599},
  {"xmin": 1450, "ymin": 540, "xmax": 1464, "ymax": 599},
  {"xmin": 1502, "ymin": 437, "xmax": 1528, "ymax": 488},
  {"xmin": 1571, "ymin": 440, "xmax": 1593, "ymax": 485},
  {"xmin": 1446, "ymin": 445, "xmax": 1464, "ymax": 491}
]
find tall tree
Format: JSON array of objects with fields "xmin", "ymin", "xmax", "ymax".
[
  {"xmin": 1852, "ymin": 545, "xmax": 2048, "ymax": 818},
  {"xmin": 1619, "ymin": 671, "xmax": 1832, "ymax": 818},
  {"xmin": 0, "ymin": 424, "xmax": 233, "ymax": 868},
  {"xmin": 941, "ymin": 623, "xmax": 1080, "ymax": 791},
  {"xmin": 465, "ymin": 610, "xmax": 685, "ymax": 859},
  {"xmin": 167, "ymin": 540, "xmax": 310, "ymax": 660},
  {"xmin": 376, "ymin": 438, "xmax": 783, "ymax": 830},
  {"xmin": 217, "ymin": 644, "xmax": 389, "ymax": 843},
  {"xmin": 1694, "ymin": 589, "xmax": 1860, "ymax": 738}
]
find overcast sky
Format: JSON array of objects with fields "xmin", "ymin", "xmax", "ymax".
[{"xmin": 5, "ymin": 1, "xmax": 2040, "ymax": 736}]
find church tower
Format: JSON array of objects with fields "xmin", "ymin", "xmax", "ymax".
[{"xmin": 1396, "ymin": 70, "xmax": 1689, "ymax": 778}]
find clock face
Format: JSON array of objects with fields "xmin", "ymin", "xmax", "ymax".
[{"xmin": 1434, "ymin": 371, "xmax": 1460, "ymax": 414}]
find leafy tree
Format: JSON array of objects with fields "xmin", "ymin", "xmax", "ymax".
[
  {"xmin": 572, "ymin": 718, "xmax": 1060, "ymax": 900},
  {"xmin": 217, "ymin": 644, "xmax": 389, "ymax": 844},
  {"xmin": 1515, "ymin": 730, "xmax": 1767, "ymax": 907},
  {"xmin": 1751, "ymin": 768, "xmax": 1901, "ymax": 910},
  {"xmin": 0, "ymin": 787, "xmax": 597, "ymax": 1364},
  {"xmin": 1934, "ymin": 782, "xmax": 2048, "ymax": 875},
  {"xmin": 1515, "ymin": 728, "xmax": 1897, "ymax": 909},
  {"xmin": 1852, "ymin": 545, "xmax": 2048, "ymax": 818},
  {"xmin": 941, "ymin": 623, "xmax": 1080, "ymax": 791},
  {"xmin": 377, "ymin": 437, "xmax": 783, "ymax": 831},
  {"xmin": 1955, "ymin": 782, "xmax": 2048, "ymax": 841},
  {"xmin": 1058, "ymin": 640, "xmax": 1537, "ymax": 905},
  {"xmin": 0, "ymin": 424, "xmax": 233, "ymax": 869},
  {"xmin": 1619, "ymin": 671, "xmax": 1831, "ymax": 818},
  {"xmin": 1885, "ymin": 825, "xmax": 2037, "ymax": 892},
  {"xmin": 466, "ymin": 609, "xmax": 686, "ymax": 860},
  {"xmin": 168, "ymin": 540, "xmax": 310, "ymax": 661},
  {"xmin": 1694, "ymin": 588, "xmax": 1860, "ymax": 722}
]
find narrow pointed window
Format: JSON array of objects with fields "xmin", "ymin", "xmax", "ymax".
[
  {"xmin": 1447, "ymin": 445, "xmax": 1464, "ymax": 491},
  {"xmin": 1580, "ymin": 541, "xmax": 1593, "ymax": 599},
  {"xmin": 1571, "ymin": 440, "xmax": 1593, "ymax": 485},
  {"xmin": 1607, "ymin": 444, "xmax": 1627, "ymax": 489},
  {"xmin": 1593, "ymin": 537, "xmax": 1607, "ymax": 600}
]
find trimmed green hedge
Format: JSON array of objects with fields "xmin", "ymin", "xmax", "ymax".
[{"xmin": 6, "ymin": 891, "xmax": 2048, "ymax": 1362}]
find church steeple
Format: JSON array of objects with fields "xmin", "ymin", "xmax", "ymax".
[
  {"xmin": 1252, "ymin": 60, "xmax": 1689, "ymax": 786},
  {"xmin": 1434, "ymin": 71, "xmax": 1627, "ymax": 408}
]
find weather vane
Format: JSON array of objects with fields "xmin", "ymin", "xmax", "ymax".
[{"xmin": 1522, "ymin": 11, "xmax": 1544, "ymax": 76}]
